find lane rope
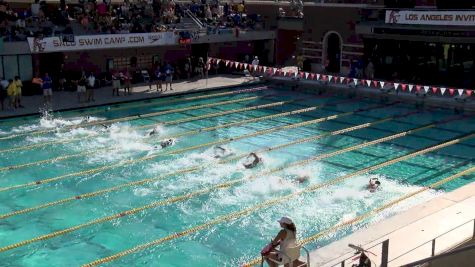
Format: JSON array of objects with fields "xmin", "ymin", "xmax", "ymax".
[
  {"xmin": 0, "ymin": 103, "xmax": 392, "ymax": 193},
  {"xmin": 1, "ymin": 124, "xmax": 471, "ymax": 256},
  {"xmin": 79, "ymin": 133, "xmax": 475, "ymax": 267},
  {"xmin": 0, "ymin": 88, "xmax": 270, "ymax": 141},
  {"xmin": 0, "ymin": 93, "xmax": 333, "ymax": 154},
  {"xmin": 0, "ymin": 86, "xmax": 270, "ymax": 128},
  {"xmin": 242, "ymin": 166, "xmax": 475, "ymax": 266},
  {"xmin": 0, "ymin": 110, "xmax": 427, "ymax": 220}
]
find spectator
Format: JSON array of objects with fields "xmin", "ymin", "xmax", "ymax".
[
  {"xmin": 87, "ymin": 72, "xmax": 96, "ymax": 102},
  {"xmin": 111, "ymin": 70, "xmax": 121, "ymax": 96},
  {"xmin": 14, "ymin": 76, "xmax": 23, "ymax": 108},
  {"xmin": 58, "ymin": 64, "xmax": 66, "ymax": 91},
  {"xmin": 42, "ymin": 73, "xmax": 53, "ymax": 106},
  {"xmin": 122, "ymin": 69, "xmax": 131, "ymax": 95},
  {"xmin": 7, "ymin": 79, "xmax": 17, "ymax": 110},
  {"xmin": 184, "ymin": 57, "xmax": 192, "ymax": 80},
  {"xmin": 0, "ymin": 77, "xmax": 8, "ymax": 111},
  {"xmin": 77, "ymin": 73, "xmax": 87, "ymax": 103},
  {"xmin": 164, "ymin": 62, "xmax": 174, "ymax": 91},
  {"xmin": 196, "ymin": 57, "xmax": 205, "ymax": 79}
]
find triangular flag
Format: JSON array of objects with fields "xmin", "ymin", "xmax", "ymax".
[
  {"xmin": 466, "ymin": 90, "xmax": 473, "ymax": 96},
  {"xmin": 373, "ymin": 80, "xmax": 378, "ymax": 87},
  {"xmin": 239, "ymin": 63, "xmax": 244, "ymax": 69},
  {"xmin": 273, "ymin": 68, "xmax": 277, "ymax": 74},
  {"xmin": 225, "ymin": 60, "xmax": 230, "ymax": 66},
  {"xmin": 299, "ymin": 72, "xmax": 304, "ymax": 78},
  {"xmin": 432, "ymin": 87, "xmax": 438, "ymax": 94},
  {"xmin": 401, "ymin": 84, "xmax": 407, "ymax": 91},
  {"xmin": 353, "ymin": 78, "xmax": 358, "ymax": 86},
  {"xmin": 283, "ymin": 71, "xmax": 287, "ymax": 76},
  {"xmin": 416, "ymin": 85, "xmax": 422, "ymax": 92},
  {"xmin": 217, "ymin": 59, "xmax": 221, "ymax": 64},
  {"xmin": 361, "ymin": 79, "xmax": 366, "ymax": 86},
  {"xmin": 310, "ymin": 73, "xmax": 315, "ymax": 79},
  {"xmin": 294, "ymin": 71, "xmax": 298, "ymax": 77},
  {"xmin": 394, "ymin": 83, "xmax": 400, "ymax": 90},
  {"xmin": 449, "ymin": 88, "xmax": 455, "ymax": 95},
  {"xmin": 253, "ymin": 65, "xmax": 257, "ymax": 71},
  {"xmin": 316, "ymin": 74, "xmax": 321, "ymax": 80},
  {"xmin": 328, "ymin": 75, "xmax": 333, "ymax": 82},
  {"xmin": 458, "ymin": 89, "xmax": 464, "ymax": 96},
  {"xmin": 440, "ymin": 87, "xmax": 446, "ymax": 95},
  {"xmin": 366, "ymin": 80, "xmax": 372, "ymax": 87},
  {"xmin": 408, "ymin": 84, "xmax": 414, "ymax": 92},
  {"xmin": 234, "ymin": 62, "xmax": 239, "ymax": 68},
  {"xmin": 423, "ymin": 86, "xmax": 429, "ymax": 93},
  {"xmin": 305, "ymin": 72, "xmax": 309, "ymax": 79},
  {"xmin": 207, "ymin": 64, "xmax": 211, "ymax": 70},
  {"xmin": 263, "ymin": 67, "xmax": 267, "ymax": 73},
  {"xmin": 322, "ymin": 75, "xmax": 328, "ymax": 81},
  {"xmin": 379, "ymin": 81, "xmax": 385, "ymax": 88},
  {"xmin": 243, "ymin": 63, "xmax": 248, "ymax": 69},
  {"xmin": 340, "ymin": 77, "xmax": 345, "ymax": 83}
]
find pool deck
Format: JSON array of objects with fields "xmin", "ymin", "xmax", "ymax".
[
  {"xmin": 0, "ymin": 75, "xmax": 260, "ymax": 119},
  {"xmin": 309, "ymin": 182, "xmax": 475, "ymax": 267}
]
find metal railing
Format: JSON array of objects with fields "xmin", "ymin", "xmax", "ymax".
[{"xmin": 327, "ymin": 218, "xmax": 475, "ymax": 267}]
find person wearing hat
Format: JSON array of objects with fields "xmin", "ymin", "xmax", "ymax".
[{"xmin": 263, "ymin": 216, "xmax": 301, "ymax": 267}]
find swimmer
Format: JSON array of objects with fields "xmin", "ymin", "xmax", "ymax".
[
  {"xmin": 101, "ymin": 124, "xmax": 111, "ymax": 130},
  {"xmin": 81, "ymin": 116, "xmax": 91, "ymax": 123},
  {"xmin": 213, "ymin": 146, "xmax": 234, "ymax": 158},
  {"xmin": 295, "ymin": 175, "xmax": 310, "ymax": 184},
  {"xmin": 147, "ymin": 126, "xmax": 161, "ymax": 137},
  {"xmin": 243, "ymin": 152, "xmax": 261, "ymax": 169},
  {"xmin": 368, "ymin": 178, "xmax": 381, "ymax": 192},
  {"xmin": 159, "ymin": 138, "xmax": 175, "ymax": 148}
]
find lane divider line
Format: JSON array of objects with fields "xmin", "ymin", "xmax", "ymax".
[
  {"xmin": 0, "ymin": 110, "xmax": 427, "ymax": 220},
  {"xmin": 79, "ymin": 132, "xmax": 475, "ymax": 267},
  {"xmin": 242, "ymin": 166, "xmax": 475, "ymax": 266},
  {"xmin": 1, "ymin": 121, "xmax": 470, "ymax": 257},
  {"xmin": 0, "ymin": 88, "xmax": 270, "ymax": 141},
  {"xmin": 0, "ymin": 103, "xmax": 392, "ymax": 193}
]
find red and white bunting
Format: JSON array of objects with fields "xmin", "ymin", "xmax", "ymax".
[
  {"xmin": 316, "ymin": 74, "xmax": 321, "ymax": 80},
  {"xmin": 440, "ymin": 87, "xmax": 446, "ymax": 95},
  {"xmin": 217, "ymin": 59, "xmax": 221, "ymax": 64},
  {"xmin": 372, "ymin": 80, "xmax": 378, "ymax": 87},
  {"xmin": 283, "ymin": 70, "xmax": 287, "ymax": 76},
  {"xmin": 366, "ymin": 80, "xmax": 371, "ymax": 87},
  {"xmin": 263, "ymin": 66, "xmax": 267, "ymax": 73},
  {"xmin": 234, "ymin": 62, "xmax": 239, "ymax": 68},
  {"xmin": 294, "ymin": 71, "xmax": 298, "ymax": 78},
  {"xmin": 225, "ymin": 60, "xmax": 230, "ymax": 67},
  {"xmin": 423, "ymin": 86, "xmax": 429, "ymax": 93},
  {"xmin": 253, "ymin": 65, "xmax": 257, "ymax": 71},
  {"xmin": 339, "ymin": 77, "xmax": 345, "ymax": 83},
  {"xmin": 466, "ymin": 90, "xmax": 473, "ymax": 96},
  {"xmin": 328, "ymin": 75, "xmax": 333, "ymax": 82},
  {"xmin": 416, "ymin": 85, "xmax": 422, "ymax": 92},
  {"xmin": 458, "ymin": 89, "xmax": 464, "ymax": 96},
  {"xmin": 305, "ymin": 72, "xmax": 309, "ymax": 79},
  {"xmin": 432, "ymin": 87, "xmax": 438, "ymax": 94},
  {"xmin": 401, "ymin": 84, "xmax": 407, "ymax": 91},
  {"xmin": 408, "ymin": 84, "xmax": 414, "ymax": 92},
  {"xmin": 273, "ymin": 68, "xmax": 277, "ymax": 74},
  {"xmin": 449, "ymin": 88, "xmax": 455, "ymax": 95},
  {"xmin": 207, "ymin": 64, "xmax": 211, "ymax": 70},
  {"xmin": 299, "ymin": 72, "xmax": 304, "ymax": 78},
  {"xmin": 353, "ymin": 78, "xmax": 358, "ymax": 86},
  {"xmin": 394, "ymin": 83, "xmax": 400, "ymax": 90},
  {"xmin": 243, "ymin": 63, "xmax": 248, "ymax": 69},
  {"xmin": 310, "ymin": 73, "xmax": 315, "ymax": 80},
  {"xmin": 379, "ymin": 81, "xmax": 385, "ymax": 88}
]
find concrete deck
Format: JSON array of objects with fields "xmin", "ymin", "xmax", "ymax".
[
  {"xmin": 310, "ymin": 182, "xmax": 475, "ymax": 267},
  {"xmin": 0, "ymin": 75, "xmax": 259, "ymax": 119}
]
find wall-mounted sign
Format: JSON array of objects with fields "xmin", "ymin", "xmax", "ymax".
[
  {"xmin": 385, "ymin": 10, "xmax": 475, "ymax": 26},
  {"xmin": 27, "ymin": 32, "xmax": 178, "ymax": 53}
]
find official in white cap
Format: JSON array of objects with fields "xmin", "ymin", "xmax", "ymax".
[{"xmin": 263, "ymin": 216, "xmax": 300, "ymax": 266}]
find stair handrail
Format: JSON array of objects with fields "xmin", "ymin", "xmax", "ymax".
[
  {"xmin": 184, "ymin": 8, "xmax": 205, "ymax": 29},
  {"xmin": 400, "ymin": 242, "xmax": 475, "ymax": 267}
]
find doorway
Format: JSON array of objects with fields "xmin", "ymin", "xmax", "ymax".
[{"xmin": 324, "ymin": 32, "xmax": 342, "ymax": 73}]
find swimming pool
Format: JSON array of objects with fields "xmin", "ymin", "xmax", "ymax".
[{"xmin": 0, "ymin": 85, "xmax": 474, "ymax": 266}]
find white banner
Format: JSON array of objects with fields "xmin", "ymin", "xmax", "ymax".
[
  {"xmin": 386, "ymin": 10, "xmax": 475, "ymax": 26},
  {"xmin": 27, "ymin": 32, "xmax": 178, "ymax": 53}
]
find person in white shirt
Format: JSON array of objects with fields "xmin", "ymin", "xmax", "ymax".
[
  {"xmin": 87, "ymin": 73, "xmax": 96, "ymax": 102},
  {"xmin": 251, "ymin": 56, "xmax": 259, "ymax": 79}
]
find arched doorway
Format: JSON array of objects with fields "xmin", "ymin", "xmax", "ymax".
[{"xmin": 323, "ymin": 31, "xmax": 342, "ymax": 73}]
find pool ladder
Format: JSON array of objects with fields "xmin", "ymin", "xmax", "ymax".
[{"xmin": 261, "ymin": 246, "xmax": 311, "ymax": 267}]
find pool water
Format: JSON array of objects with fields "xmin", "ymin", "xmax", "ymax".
[{"xmin": 0, "ymin": 85, "xmax": 474, "ymax": 267}]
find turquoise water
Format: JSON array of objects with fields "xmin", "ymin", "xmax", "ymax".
[{"xmin": 0, "ymin": 86, "xmax": 474, "ymax": 266}]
